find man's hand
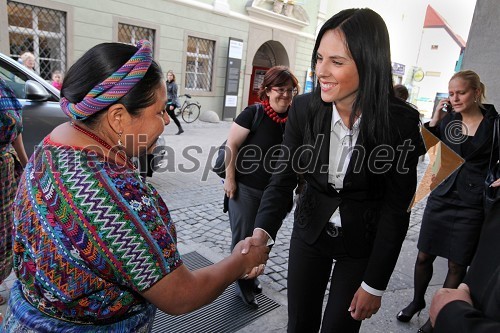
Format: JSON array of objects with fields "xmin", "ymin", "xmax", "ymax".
[
  {"xmin": 349, "ymin": 287, "xmax": 381, "ymax": 321},
  {"xmin": 430, "ymin": 283, "xmax": 472, "ymax": 327}
]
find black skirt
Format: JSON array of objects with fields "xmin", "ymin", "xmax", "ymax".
[{"xmin": 417, "ymin": 189, "xmax": 484, "ymax": 266}]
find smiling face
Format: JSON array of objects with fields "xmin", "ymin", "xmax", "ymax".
[
  {"xmin": 315, "ymin": 29, "xmax": 359, "ymax": 113},
  {"xmin": 266, "ymin": 82, "xmax": 295, "ymax": 113},
  {"xmin": 448, "ymin": 77, "xmax": 480, "ymax": 114}
]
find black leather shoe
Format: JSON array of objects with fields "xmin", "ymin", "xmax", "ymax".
[
  {"xmin": 236, "ymin": 279, "xmax": 258, "ymax": 309},
  {"xmin": 176, "ymin": 127, "xmax": 184, "ymax": 135},
  {"xmin": 253, "ymin": 278, "xmax": 262, "ymax": 294},
  {"xmin": 396, "ymin": 300, "xmax": 426, "ymax": 322}
]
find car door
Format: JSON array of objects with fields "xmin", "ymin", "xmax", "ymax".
[{"xmin": 0, "ymin": 54, "xmax": 66, "ymax": 157}]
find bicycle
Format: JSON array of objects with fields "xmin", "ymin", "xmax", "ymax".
[{"xmin": 174, "ymin": 94, "xmax": 201, "ymax": 123}]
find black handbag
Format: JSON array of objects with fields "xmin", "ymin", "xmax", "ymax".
[
  {"xmin": 484, "ymin": 116, "xmax": 500, "ymax": 214},
  {"xmin": 212, "ymin": 105, "xmax": 264, "ymax": 178}
]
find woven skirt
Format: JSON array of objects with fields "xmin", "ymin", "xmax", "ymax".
[
  {"xmin": 1, "ymin": 280, "xmax": 157, "ymax": 333},
  {"xmin": 0, "ymin": 150, "xmax": 20, "ymax": 283}
]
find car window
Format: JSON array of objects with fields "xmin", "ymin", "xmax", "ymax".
[{"xmin": 0, "ymin": 61, "xmax": 28, "ymax": 99}]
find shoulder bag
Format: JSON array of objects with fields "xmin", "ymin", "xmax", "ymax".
[
  {"xmin": 212, "ymin": 105, "xmax": 264, "ymax": 179},
  {"xmin": 484, "ymin": 116, "xmax": 500, "ymax": 214}
]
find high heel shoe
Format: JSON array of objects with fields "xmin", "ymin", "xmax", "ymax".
[
  {"xmin": 417, "ymin": 319, "xmax": 433, "ymax": 333},
  {"xmin": 396, "ymin": 301, "xmax": 426, "ymax": 322}
]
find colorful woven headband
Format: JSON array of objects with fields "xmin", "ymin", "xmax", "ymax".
[{"xmin": 60, "ymin": 39, "xmax": 153, "ymax": 120}]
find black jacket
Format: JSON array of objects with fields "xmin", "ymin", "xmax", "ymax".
[
  {"xmin": 254, "ymin": 93, "xmax": 423, "ymax": 291},
  {"xmin": 424, "ymin": 104, "xmax": 498, "ymax": 205},
  {"xmin": 434, "ymin": 200, "xmax": 500, "ymax": 332}
]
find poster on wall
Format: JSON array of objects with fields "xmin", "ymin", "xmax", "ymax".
[
  {"xmin": 253, "ymin": 69, "xmax": 267, "ymax": 92},
  {"xmin": 223, "ymin": 37, "xmax": 244, "ymax": 119}
]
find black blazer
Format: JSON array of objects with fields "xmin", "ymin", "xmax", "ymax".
[
  {"xmin": 254, "ymin": 93, "xmax": 423, "ymax": 291},
  {"xmin": 434, "ymin": 200, "xmax": 500, "ymax": 332},
  {"xmin": 424, "ymin": 104, "xmax": 498, "ymax": 205}
]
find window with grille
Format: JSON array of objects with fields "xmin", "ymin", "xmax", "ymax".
[
  {"xmin": 118, "ymin": 23, "xmax": 155, "ymax": 48},
  {"xmin": 7, "ymin": 1, "xmax": 67, "ymax": 81},
  {"xmin": 185, "ymin": 36, "xmax": 215, "ymax": 92}
]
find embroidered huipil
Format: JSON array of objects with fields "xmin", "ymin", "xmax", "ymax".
[{"xmin": 13, "ymin": 138, "xmax": 182, "ymax": 324}]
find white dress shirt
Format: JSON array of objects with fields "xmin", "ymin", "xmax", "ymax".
[
  {"xmin": 328, "ymin": 104, "xmax": 360, "ymax": 227},
  {"xmin": 328, "ymin": 103, "xmax": 383, "ymax": 297}
]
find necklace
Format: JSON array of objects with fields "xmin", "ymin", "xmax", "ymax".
[
  {"xmin": 262, "ymin": 100, "xmax": 287, "ymax": 124},
  {"xmin": 71, "ymin": 122, "xmax": 135, "ymax": 170}
]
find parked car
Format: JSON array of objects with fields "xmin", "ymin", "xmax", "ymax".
[
  {"xmin": 0, "ymin": 51, "xmax": 166, "ymax": 173},
  {"xmin": 0, "ymin": 52, "xmax": 66, "ymax": 157}
]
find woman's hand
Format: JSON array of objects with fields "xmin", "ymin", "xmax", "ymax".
[
  {"xmin": 169, "ymin": 104, "xmax": 175, "ymax": 111},
  {"xmin": 491, "ymin": 178, "xmax": 500, "ymax": 188},
  {"xmin": 224, "ymin": 177, "xmax": 237, "ymax": 199},
  {"xmin": 233, "ymin": 236, "xmax": 269, "ymax": 279},
  {"xmin": 429, "ymin": 98, "xmax": 449, "ymax": 127}
]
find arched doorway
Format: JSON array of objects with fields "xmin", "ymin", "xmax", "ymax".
[{"xmin": 248, "ymin": 41, "xmax": 289, "ymax": 105}]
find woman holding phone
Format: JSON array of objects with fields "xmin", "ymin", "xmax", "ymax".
[{"xmin": 397, "ymin": 70, "xmax": 498, "ymax": 333}]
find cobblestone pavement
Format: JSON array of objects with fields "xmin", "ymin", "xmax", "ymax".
[{"xmin": 150, "ymin": 120, "xmax": 448, "ymax": 333}]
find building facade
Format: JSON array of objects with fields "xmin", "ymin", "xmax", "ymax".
[
  {"xmin": 462, "ymin": 0, "xmax": 500, "ymax": 108},
  {"xmin": 0, "ymin": 0, "xmax": 330, "ymax": 119}
]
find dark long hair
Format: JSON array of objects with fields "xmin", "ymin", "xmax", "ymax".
[
  {"xmin": 61, "ymin": 43, "xmax": 164, "ymax": 127},
  {"xmin": 304, "ymin": 8, "xmax": 394, "ymax": 149}
]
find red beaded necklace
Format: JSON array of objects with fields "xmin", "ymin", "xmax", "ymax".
[
  {"xmin": 71, "ymin": 122, "xmax": 135, "ymax": 170},
  {"xmin": 262, "ymin": 99, "xmax": 287, "ymax": 124}
]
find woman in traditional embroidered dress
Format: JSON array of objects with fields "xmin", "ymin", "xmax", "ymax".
[
  {"xmin": 0, "ymin": 77, "xmax": 28, "ymax": 306},
  {"xmin": 223, "ymin": 65, "xmax": 299, "ymax": 308},
  {"xmin": 1, "ymin": 41, "xmax": 268, "ymax": 332}
]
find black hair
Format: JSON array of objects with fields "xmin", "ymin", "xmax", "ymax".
[
  {"xmin": 305, "ymin": 8, "xmax": 393, "ymax": 149},
  {"xmin": 61, "ymin": 42, "xmax": 164, "ymax": 127},
  {"xmin": 393, "ymin": 84, "xmax": 409, "ymax": 101}
]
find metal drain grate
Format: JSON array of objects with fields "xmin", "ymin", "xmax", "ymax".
[{"xmin": 151, "ymin": 251, "xmax": 281, "ymax": 333}]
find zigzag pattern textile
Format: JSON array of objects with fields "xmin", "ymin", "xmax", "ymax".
[
  {"xmin": 60, "ymin": 39, "xmax": 153, "ymax": 120},
  {"xmin": 10, "ymin": 137, "xmax": 182, "ymax": 327}
]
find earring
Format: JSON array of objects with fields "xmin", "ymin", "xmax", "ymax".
[{"xmin": 118, "ymin": 132, "xmax": 123, "ymax": 146}]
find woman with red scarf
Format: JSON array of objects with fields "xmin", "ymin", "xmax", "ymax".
[{"xmin": 223, "ymin": 66, "xmax": 299, "ymax": 308}]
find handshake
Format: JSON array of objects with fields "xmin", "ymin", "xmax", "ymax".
[{"xmin": 232, "ymin": 229, "xmax": 270, "ymax": 280}]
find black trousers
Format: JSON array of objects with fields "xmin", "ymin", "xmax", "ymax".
[
  {"xmin": 167, "ymin": 106, "xmax": 181, "ymax": 128},
  {"xmin": 287, "ymin": 226, "xmax": 369, "ymax": 333},
  {"xmin": 227, "ymin": 182, "xmax": 263, "ymax": 250}
]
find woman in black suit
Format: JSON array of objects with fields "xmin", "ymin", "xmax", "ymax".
[
  {"xmin": 397, "ymin": 70, "xmax": 498, "ymax": 333},
  {"xmin": 242, "ymin": 8, "xmax": 424, "ymax": 333}
]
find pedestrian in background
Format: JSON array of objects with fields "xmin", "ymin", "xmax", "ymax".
[
  {"xmin": 397, "ymin": 70, "xmax": 498, "ymax": 333},
  {"xmin": 19, "ymin": 52, "xmax": 35, "ymax": 72},
  {"xmin": 0, "ymin": 77, "xmax": 28, "ymax": 306},
  {"xmin": 243, "ymin": 8, "xmax": 423, "ymax": 332},
  {"xmin": 166, "ymin": 70, "xmax": 183, "ymax": 135},
  {"xmin": 394, "ymin": 83, "xmax": 409, "ymax": 101},
  {"xmin": 50, "ymin": 69, "xmax": 63, "ymax": 90},
  {"xmin": 224, "ymin": 65, "xmax": 299, "ymax": 308}
]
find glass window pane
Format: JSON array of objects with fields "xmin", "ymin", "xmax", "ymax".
[
  {"xmin": 7, "ymin": 1, "xmax": 67, "ymax": 80},
  {"xmin": 185, "ymin": 36, "xmax": 215, "ymax": 92}
]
